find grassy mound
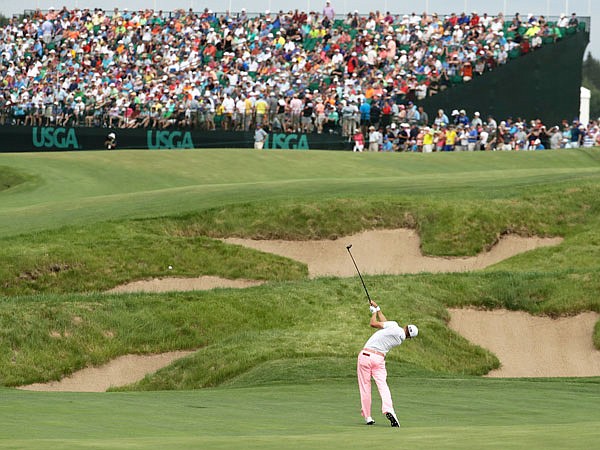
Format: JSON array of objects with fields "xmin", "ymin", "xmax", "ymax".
[{"xmin": 0, "ymin": 165, "xmax": 30, "ymax": 192}]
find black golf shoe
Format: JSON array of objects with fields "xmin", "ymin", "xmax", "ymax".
[{"xmin": 385, "ymin": 412, "xmax": 400, "ymax": 428}]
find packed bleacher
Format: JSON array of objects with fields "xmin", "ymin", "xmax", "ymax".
[{"xmin": 0, "ymin": 6, "xmax": 592, "ymax": 151}]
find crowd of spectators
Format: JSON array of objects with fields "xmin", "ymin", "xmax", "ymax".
[
  {"xmin": 352, "ymin": 110, "xmax": 599, "ymax": 152},
  {"xmin": 0, "ymin": 4, "xmax": 587, "ymax": 151}
]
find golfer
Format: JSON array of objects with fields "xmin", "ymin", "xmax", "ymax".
[{"xmin": 357, "ymin": 300, "xmax": 418, "ymax": 427}]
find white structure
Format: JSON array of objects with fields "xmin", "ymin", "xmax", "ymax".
[{"xmin": 580, "ymin": 86, "xmax": 591, "ymax": 125}]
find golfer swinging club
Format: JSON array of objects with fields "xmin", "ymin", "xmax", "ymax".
[{"xmin": 358, "ymin": 300, "xmax": 418, "ymax": 427}]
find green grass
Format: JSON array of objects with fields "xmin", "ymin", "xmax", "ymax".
[
  {"xmin": 0, "ymin": 164, "xmax": 30, "ymax": 192},
  {"xmin": 1, "ymin": 148, "xmax": 600, "ymax": 238},
  {"xmin": 1, "ymin": 148, "xmax": 600, "ymax": 448},
  {"xmin": 1, "ymin": 378, "xmax": 599, "ymax": 449}
]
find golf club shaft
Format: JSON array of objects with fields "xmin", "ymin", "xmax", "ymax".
[{"xmin": 346, "ymin": 246, "xmax": 371, "ymax": 303}]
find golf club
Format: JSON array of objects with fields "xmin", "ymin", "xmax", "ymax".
[{"xmin": 346, "ymin": 244, "xmax": 372, "ymax": 303}]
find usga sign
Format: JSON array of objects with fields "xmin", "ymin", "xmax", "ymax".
[
  {"xmin": 32, "ymin": 127, "xmax": 80, "ymax": 149},
  {"xmin": 147, "ymin": 130, "xmax": 195, "ymax": 149},
  {"xmin": 264, "ymin": 133, "xmax": 309, "ymax": 150}
]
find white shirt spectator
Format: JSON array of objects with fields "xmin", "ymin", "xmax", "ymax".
[
  {"xmin": 491, "ymin": 18, "xmax": 504, "ymax": 33},
  {"xmin": 332, "ymin": 51, "xmax": 344, "ymax": 65},
  {"xmin": 557, "ymin": 14, "xmax": 569, "ymax": 27}
]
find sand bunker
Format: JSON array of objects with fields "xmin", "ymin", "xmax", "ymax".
[
  {"xmin": 449, "ymin": 309, "xmax": 600, "ymax": 377},
  {"xmin": 224, "ymin": 229, "xmax": 563, "ymax": 277},
  {"xmin": 108, "ymin": 276, "xmax": 264, "ymax": 293},
  {"xmin": 18, "ymin": 350, "xmax": 195, "ymax": 392}
]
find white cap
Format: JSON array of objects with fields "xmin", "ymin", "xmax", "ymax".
[{"xmin": 407, "ymin": 325, "xmax": 418, "ymax": 338}]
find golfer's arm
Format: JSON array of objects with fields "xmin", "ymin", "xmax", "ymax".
[
  {"xmin": 370, "ymin": 312, "xmax": 384, "ymax": 329},
  {"xmin": 377, "ymin": 309, "xmax": 387, "ymax": 322}
]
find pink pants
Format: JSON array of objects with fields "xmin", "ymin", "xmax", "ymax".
[{"xmin": 357, "ymin": 350, "xmax": 394, "ymax": 418}]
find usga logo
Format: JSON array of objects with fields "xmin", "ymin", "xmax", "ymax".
[
  {"xmin": 32, "ymin": 127, "xmax": 80, "ymax": 149},
  {"xmin": 264, "ymin": 133, "xmax": 309, "ymax": 150},
  {"xmin": 147, "ymin": 130, "xmax": 195, "ymax": 149}
]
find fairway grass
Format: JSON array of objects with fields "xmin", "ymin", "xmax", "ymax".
[
  {"xmin": 1, "ymin": 148, "xmax": 600, "ymax": 238},
  {"xmin": 1, "ymin": 378, "xmax": 599, "ymax": 449}
]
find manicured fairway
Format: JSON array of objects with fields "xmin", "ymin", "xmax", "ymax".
[
  {"xmin": 2, "ymin": 148, "xmax": 600, "ymax": 237},
  {"xmin": 1, "ymin": 378, "xmax": 599, "ymax": 449}
]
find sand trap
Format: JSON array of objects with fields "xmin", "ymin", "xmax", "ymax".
[
  {"xmin": 224, "ymin": 229, "xmax": 563, "ymax": 277},
  {"xmin": 18, "ymin": 350, "xmax": 195, "ymax": 392},
  {"xmin": 449, "ymin": 309, "xmax": 600, "ymax": 377},
  {"xmin": 108, "ymin": 276, "xmax": 264, "ymax": 293}
]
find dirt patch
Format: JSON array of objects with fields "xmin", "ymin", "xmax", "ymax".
[
  {"xmin": 18, "ymin": 350, "xmax": 195, "ymax": 392},
  {"xmin": 449, "ymin": 309, "xmax": 600, "ymax": 377},
  {"xmin": 108, "ymin": 276, "xmax": 264, "ymax": 293},
  {"xmin": 224, "ymin": 229, "xmax": 563, "ymax": 277}
]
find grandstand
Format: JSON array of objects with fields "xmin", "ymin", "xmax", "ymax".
[{"xmin": 0, "ymin": 7, "xmax": 590, "ymax": 150}]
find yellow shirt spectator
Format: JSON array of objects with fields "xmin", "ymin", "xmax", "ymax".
[
  {"xmin": 255, "ymin": 99, "xmax": 268, "ymax": 115},
  {"xmin": 445, "ymin": 129, "xmax": 458, "ymax": 145},
  {"xmin": 423, "ymin": 130, "xmax": 434, "ymax": 145}
]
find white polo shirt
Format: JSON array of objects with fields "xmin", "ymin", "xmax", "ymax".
[{"xmin": 363, "ymin": 321, "xmax": 406, "ymax": 355}]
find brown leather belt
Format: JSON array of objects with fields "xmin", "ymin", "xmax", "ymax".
[{"xmin": 362, "ymin": 348, "xmax": 385, "ymax": 358}]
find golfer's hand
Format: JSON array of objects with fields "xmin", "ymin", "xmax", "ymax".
[
  {"xmin": 369, "ymin": 300, "xmax": 378, "ymax": 308},
  {"xmin": 369, "ymin": 305, "xmax": 381, "ymax": 314}
]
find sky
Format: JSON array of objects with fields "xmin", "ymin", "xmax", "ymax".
[{"xmin": 0, "ymin": 0, "xmax": 597, "ymax": 57}]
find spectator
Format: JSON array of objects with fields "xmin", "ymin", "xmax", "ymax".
[
  {"xmin": 422, "ymin": 127, "xmax": 434, "ymax": 153},
  {"xmin": 368, "ymin": 125, "xmax": 381, "ymax": 151},
  {"xmin": 381, "ymin": 135, "xmax": 393, "ymax": 152},
  {"xmin": 435, "ymin": 127, "xmax": 447, "ymax": 152},
  {"xmin": 254, "ymin": 124, "xmax": 269, "ymax": 149},
  {"xmin": 568, "ymin": 13, "xmax": 579, "ymax": 28},
  {"xmin": 417, "ymin": 106, "xmax": 429, "ymax": 126},
  {"xmin": 467, "ymin": 125, "xmax": 479, "ymax": 151},
  {"xmin": 434, "ymin": 109, "xmax": 450, "ymax": 127},
  {"xmin": 479, "ymin": 125, "xmax": 490, "ymax": 150},
  {"xmin": 456, "ymin": 125, "xmax": 468, "ymax": 151},
  {"xmin": 323, "ymin": 1, "xmax": 335, "ymax": 22},
  {"xmin": 549, "ymin": 126, "xmax": 562, "ymax": 149},
  {"xmin": 396, "ymin": 123, "xmax": 410, "ymax": 151},
  {"xmin": 568, "ymin": 122, "xmax": 583, "ymax": 148},
  {"xmin": 445, "ymin": 126, "xmax": 458, "ymax": 151},
  {"xmin": 457, "ymin": 109, "xmax": 470, "ymax": 127},
  {"xmin": 514, "ymin": 123, "xmax": 528, "ymax": 150},
  {"xmin": 353, "ymin": 128, "xmax": 365, "ymax": 152},
  {"xmin": 532, "ymin": 138, "xmax": 545, "ymax": 150},
  {"xmin": 360, "ymin": 100, "xmax": 371, "ymax": 133}
]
